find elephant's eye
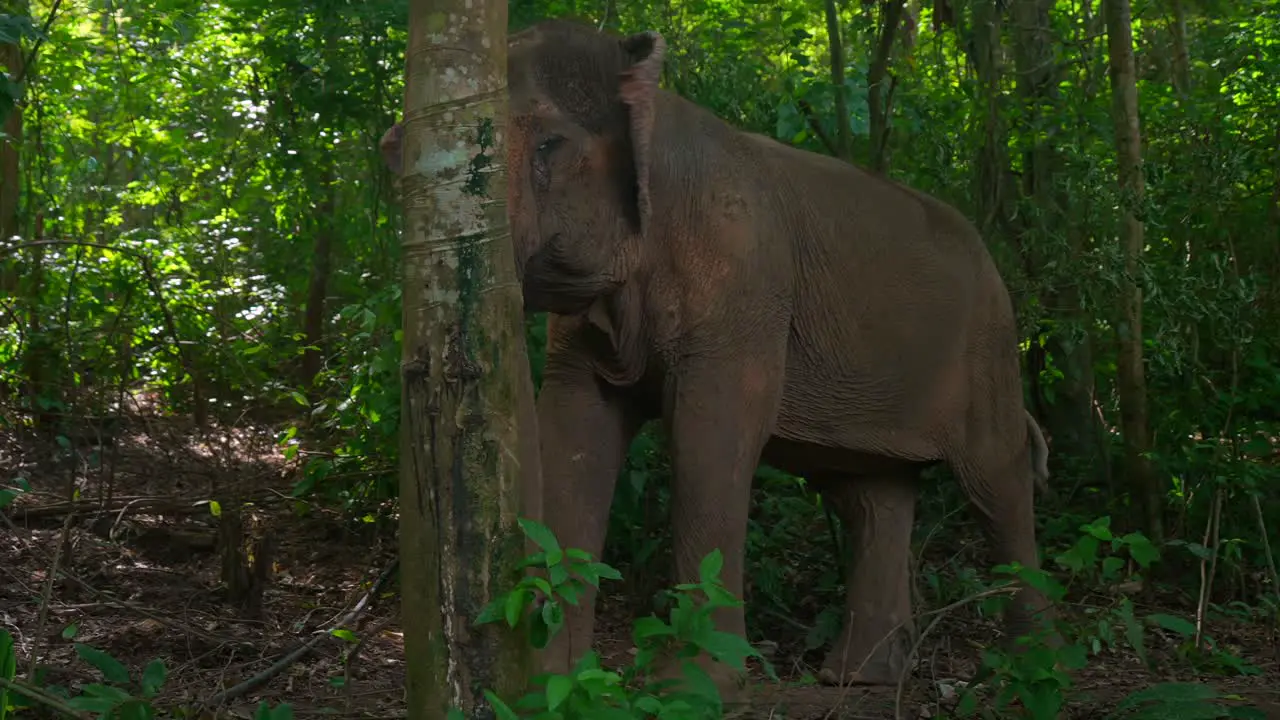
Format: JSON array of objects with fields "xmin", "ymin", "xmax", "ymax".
[
  {"xmin": 532, "ymin": 135, "xmax": 564, "ymax": 191},
  {"xmin": 535, "ymin": 135, "xmax": 565, "ymax": 157}
]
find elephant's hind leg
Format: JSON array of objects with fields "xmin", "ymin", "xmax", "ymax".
[
  {"xmin": 813, "ymin": 470, "xmax": 920, "ymax": 686},
  {"xmin": 951, "ymin": 439, "xmax": 1052, "ymax": 642}
]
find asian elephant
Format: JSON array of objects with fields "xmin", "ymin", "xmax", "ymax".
[{"xmin": 380, "ymin": 19, "xmax": 1053, "ymax": 691}]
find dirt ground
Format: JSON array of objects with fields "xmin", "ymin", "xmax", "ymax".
[{"xmin": 2, "ymin": 411, "xmax": 1278, "ymax": 719}]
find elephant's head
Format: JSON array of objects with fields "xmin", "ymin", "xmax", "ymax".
[{"xmin": 379, "ymin": 20, "xmax": 666, "ymax": 316}]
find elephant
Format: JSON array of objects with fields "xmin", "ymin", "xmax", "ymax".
[{"xmin": 379, "ymin": 18, "xmax": 1053, "ymax": 693}]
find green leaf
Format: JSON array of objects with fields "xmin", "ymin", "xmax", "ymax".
[
  {"xmin": 541, "ymin": 598, "xmax": 565, "ymax": 637},
  {"xmin": 1119, "ymin": 599, "xmax": 1148, "ymax": 667},
  {"xmin": 140, "ymin": 659, "xmax": 167, "ymax": 697},
  {"xmin": 483, "ymin": 690, "xmax": 521, "ymax": 720},
  {"xmin": 1020, "ymin": 683, "xmax": 1063, "ymax": 720},
  {"xmin": 1113, "ymin": 681, "xmax": 1223, "ymax": 713},
  {"xmin": 82, "ymin": 684, "xmax": 134, "ymax": 701},
  {"xmin": 75, "ymin": 644, "xmax": 132, "ymax": 685},
  {"xmin": 1057, "ymin": 641, "xmax": 1089, "ymax": 671},
  {"xmin": 118, "ymin": 698, "xmax": 155, "ymax": 720},
  {"xmin": 559, "ymin": 582, "xmax": 582, "ymax": 606},
  {"xmin": 693, "ymin": 630, "xmax": 758, "ymax": 670},
  {"xmin": 331, "ymin": 628, "xmax": 358, "ymax": 643},
  {"xmin": 67, "ymin": 695, "xmax": 126, "ymax": 714},
  {"xmin": 0, "ymin": 630, "xmax": 13, "ymax": 720},
  {"xmin": 256, "ymin": 702, "xmax": 293, "ymax": 720},
  {"xmin": 475, "ymin": 596, "xmax": 507, "ymax": 626},
  {"xmin": 60, "ymin": 624, "xmax": 79, "ymax": 640},
  {"xmin": 698, "ymin": 549, "xmax": 724, "ymax": 585},
  {"xmin": 677, "ymin": 660, "xmax": 723, "ymax": 708},
  {"xmin": 505, "ymin": 589, "xmax": 528, "ymax": 628},
  {"xmin": 545, "ymin": 674, "xmax": 573, "ymax": 711},
  {"xmin": 519, "ymin": 518, "xmax": 562, "ymax": 555},
  {"xmin": 549, "ymin": 561, "xmax": 570, "ymax": 587},
  {"xmin": 589, "ymin": 562, "xmax": 622, "ymax": 582},
  {"xmin": 529, "ymin": 611, "xmax": 550, "ymax": 649},
  {"xmin": 634, "ymin": 615, "xmax": 676, "ymax": 643},
  {"xmin": 1147, "ymin": 613, "xmax": 1197, "ymax": 637},
  {"xmin": 1122, "ymin": 533, "xmax": 1162, "ymax": 567}
]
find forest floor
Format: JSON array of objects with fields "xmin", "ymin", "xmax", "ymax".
[{"xmin": 2, "ymin": 411, "xmax": 1279, "ymax": 719}]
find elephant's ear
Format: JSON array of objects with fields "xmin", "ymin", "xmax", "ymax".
[
  {"xmin": 618, "ymin": 31, "xmax": 665, "ymax": 235},
  {"xmin": 379, "ymin": 123, "xmax": 404, "ymax": 176}
]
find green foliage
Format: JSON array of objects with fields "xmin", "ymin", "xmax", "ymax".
[
  {"xmin": 0, "ymin": 627, "xmax": 295, "ymax": 720},
  {"xmin": 471, "ymin": 521, "xmax": 775, "ymax": 719},
  {"xmin": 944, "ymin": 522, "xmax": 1264, "ymax": 719},
  {"xmin": 1108, "ymin": 683, "xmax": 1266, "ymax": 720}
]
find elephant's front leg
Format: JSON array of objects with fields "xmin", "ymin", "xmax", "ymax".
[
  {"xmin": 537, "ymin": 353, "xmax": 641, "ymax": 674},
  {"xmin": 663, "ymin": 353, "xmax": 784, "ymax": 693}
]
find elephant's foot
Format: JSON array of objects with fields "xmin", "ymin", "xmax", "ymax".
[{"xmin": 817, "ymin": 626, "xmax": 913, "ymax": 687}]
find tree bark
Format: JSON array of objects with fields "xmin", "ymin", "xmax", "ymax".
[
  {"xmin": 823, "ymin": 0, "xmax": 853, "ymax": 162},
  {"xmin": 1104, "ymin": 0, "xmax": 1162, "ymax": 543},
  {"xmin": 1168, "ymin": 0, "xmax": 1191, "ymax": 99},
  {"xmin": 396, "ymin": 0, "xmax": 541, "ymax": 716},
  {"xmin": 867, "ymin": 0, "xmax": 904, "ymax": 171},
  {"xmin": 971, "ymin": 0, "xmax": 1007, "ymax": 236}
]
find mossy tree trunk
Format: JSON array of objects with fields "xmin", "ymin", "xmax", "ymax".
[{"xmin": 394, "ymin": 0, "xmax": 542, "ymax": 717}]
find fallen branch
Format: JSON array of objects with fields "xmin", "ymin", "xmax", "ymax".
[
  {"xmin": 199, "ymin": 557, "xmax": 400, "ymax": 709},
  {"xmin": 10, "ymin": 495, "xmax": 257, "ymax": 522}
]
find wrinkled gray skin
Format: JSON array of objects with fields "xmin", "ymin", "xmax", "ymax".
[{"xmin": 381, "ymin": 19, "xmax": 1053, "ymax": 692}]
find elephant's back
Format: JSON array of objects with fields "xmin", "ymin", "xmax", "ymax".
[{"xmin": 744, "ymin": 136, "xmax": 1018, "ymax": 460}]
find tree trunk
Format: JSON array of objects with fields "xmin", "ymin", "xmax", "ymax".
[
  {"xmin": 823, "ymin": 0, "xmax": 853, "ymax": 162},
  {"xmin": 301, "ymin": 162, "xmax": 335, "ymax": 387},
  {"xmin": 971, "ymin": 0, "xmax": 1007, "ymax": 237},
  {"xmin": 867, "ymin": 0, "xmax": 904, "ymax": 171},
  {"xmin": 1168, "ymin": 0, "xmax": 1191, "ymax": 99},
  {"xmin": 1013, "ymin": 0, "xmax": 1104, "ymax": 486},
  {"xmin": 396, "ymin": 0, "xmax": 542, "ymax": 715},
  {"xmin": 1104, "ymin": 0, "xmax": 1162, "ymax": 543}
]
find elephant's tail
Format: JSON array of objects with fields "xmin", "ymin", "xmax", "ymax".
[{"xmin": 1025, "ymin": 409, "xmax": 1050, "ymax": 494}]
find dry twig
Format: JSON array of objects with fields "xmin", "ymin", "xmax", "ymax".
[{"xmin": 1194, "ymin": 487, "xmax": 1224, "ymax": 651}]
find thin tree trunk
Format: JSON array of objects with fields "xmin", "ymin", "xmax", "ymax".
[
  {"xmin": 823, "ymin": 0, "xmax": 853, "ymax": 162},
  {"xmin": 867, "ymin": 0, "xmax": 904, "ymax": 171},
  {"xmin": 971, "ymin": 0, "xmax": 1007, "ymax": 236},
  {"xmin": 1168, "ymin": 0, "xmax": 1191, "ymax": 99},
  {"xmin": 301, "ymin": 162, "xmax": 335, "ymax": 387},
  {"xmin": 396, "ymin": 0, "xmax": 541, "ymax": 715},
  {"xmin": 1104, "ymin": 0, "xmax": 1162, "ymax": 543},
  {"xmin": 0, "ymin": 35, "xmax": 20, "ymax": 247}
]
